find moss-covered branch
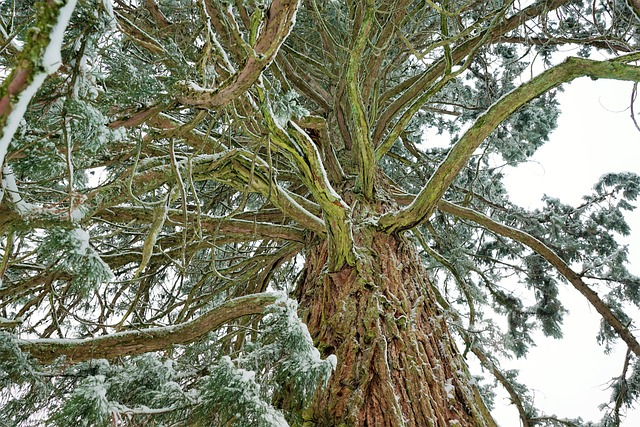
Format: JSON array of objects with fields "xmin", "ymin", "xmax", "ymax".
[
  {"xmin": 96, "ymin": 206, "xmax": 306, "ymax": 243},
  {"xmin": 177, "ymin": 0, "xmax": 299, "ymax": 108},
  {"xmin": 257, "ymin": 87, "xmax": 354, "ymax": 269},
  {"xmin": 0, "ymin": 0, "xmax": 78, "ymax": 167},
  {"xmin": 379, "ymin": 55, "xmax": 640, "ymax": 234},
  {"xmin": 19, "ymin": 292, "xmax": 281, "ymax": 364},
  {"xmin": 346, "ymin": 0, "xmax": 375, "ymax": 201},
  {"xmin": 372, "ymin": 0, "xmax": 574, "ymax": 146}
]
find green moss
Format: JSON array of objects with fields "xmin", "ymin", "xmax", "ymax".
[{"xmin": 396, "ymin": 315, "xmax": 408, "ymax": 330}]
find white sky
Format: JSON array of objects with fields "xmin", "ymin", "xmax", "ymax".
[{"xmin": 494, "ymin": 77, "xmax": 640, "ymax": 425}]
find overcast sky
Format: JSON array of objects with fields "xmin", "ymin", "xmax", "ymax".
[{"xmin": 493, "ymin": 77, "xmax": 640, "ymax": 425}]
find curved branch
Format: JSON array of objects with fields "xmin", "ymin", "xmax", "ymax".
[
  {"xmin": 372, "ymin": 0, "xmax": 573, "ymax": 146},
  {"xmin": 19, "ymin": 292, "xmax": 282, "ymax": 364},
  {"xmin": 203, "ymin": 149, "xmax": 326, "ymax": 235},
  {"xmin": 438, "ymin": 200, "xmax": 640, "ymax": 357},
  {"xmin": 177, "ymin": 0, "xmax": 300, "ymax": 108},
  {"xmin": 379, "ymin": 55, "xmax": 640, "ymax": 233},
  {"xmin": 275, "ymin": 54, "xmax": 332, "ymax": 111}
]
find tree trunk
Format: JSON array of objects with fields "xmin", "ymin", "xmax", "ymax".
[{"xmin": 296, "ymin": 228, "xmax": 497, "ymax": 427}]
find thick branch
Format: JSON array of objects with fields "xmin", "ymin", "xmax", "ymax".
[
  {"xmin": 286, "ymin": 122, "xmax": 354, "ymax": 269},
  {"xmin": 177, "ymin": 0, "xmax": 299, "ymax": 108},
  {"xmin": 379, "ymin": 55, "xmax": 640, "ymax": 233},
  {"xmin": 346, "ymin": 0, "xmax": 375, "ymax": 201},
  {"xmin": 373, "ymin": 0, "xmax": 573, "ymax": 146},
  {"xmin": 438, "ymin": 200, "xmax": 640, "ymax": 357},
  {"xmin": 96, "ymin": 206, "xmax": 305, "ymax": 243},
  {"xmin": 19, "ymin": 292, "xmax": 281, "ymax": 364},
  {"xmin": 0, "ymin": 0, "xmax": 78, "ymax": 167},
  {"xmin": 257, "ymin": 88, "xmax": 353, "ymax": 268}
]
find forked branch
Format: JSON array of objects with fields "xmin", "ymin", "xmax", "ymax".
[
  {"xmin": 379, "ymin": 55, "xmax": 640, "ymax": 234},
  {"xmin": 177, "ymin": 0, "xmax": 300, "ymax": 108}
]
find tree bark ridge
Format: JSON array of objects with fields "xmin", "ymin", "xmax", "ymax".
[{"xmin": 296, "ymin": 230, "xmax": 497, "ymax": 426}]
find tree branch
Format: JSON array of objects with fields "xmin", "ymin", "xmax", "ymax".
[
  {"xmin": 85, "ymin": 149, "xmax": 325, "ymax": 235},
  {"xmin": 378, "ymin": 55, "xmax": 640, "ymax": 233},
  {"xmin": 177, "ymin": 0, "xmax": 300, "ymax": 108},
  {"xmin": 19, "ymin": 292, "xmax": 282, "ymax": 364},
  {"xmin": 256, "ymin": 86, "xmax": 354, "ymax": 269},
  {"xmin": 0, "ymin": 0, "xmax": 78, "ymax": 168},
  {"xmin": 470, "ymin": 346, "xmax": 532, "ymax": 427},
  {"xmin": 346, "ymin": 0, "xmax": 375, "ymax": 201},
  {"xmin": 437, "ymin": 200, "xmax": 640, "ymax": 357},
  {"xmin": 96, "ymin": 206, "xmax": 306, "ymax": 243},
  {"xmin": 372, "ymin": 0, "xmax": 573, "ymax": 146}
]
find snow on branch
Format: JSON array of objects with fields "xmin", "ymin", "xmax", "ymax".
[
  {"xmin": 0, "ymin": 0, "xmax": 78, "ymax": 168},
  {"xmin": 19, "ymin": 292, "xmax": 283, "ymax": 364}
]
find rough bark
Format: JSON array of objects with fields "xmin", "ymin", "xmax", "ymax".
[{"xmin": 295, "ymin": 229, "xmax": 496, "ymax": 427}]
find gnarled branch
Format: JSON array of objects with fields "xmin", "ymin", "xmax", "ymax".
[{"xmin": 177, "ymin": 0, "xmax": 300, "ymax": 108}]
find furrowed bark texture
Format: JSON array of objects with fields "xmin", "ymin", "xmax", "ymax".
[{"xmin": 296, "ymin": 230, "xmax": 496, "ymax": 427}]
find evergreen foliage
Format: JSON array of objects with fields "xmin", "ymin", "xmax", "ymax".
[{"xmin": 1, "ymin": 0, "xmax": 640, "ymax": 425}]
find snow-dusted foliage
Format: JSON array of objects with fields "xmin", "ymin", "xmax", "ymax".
[
  {"xmin": 0, "ymin": 296, "xmax": 335, "ymax": 426},
  {"xmin": 49, "ymin": 374, "xmax": 112, "ymax": 427},
  {"xmin": 37, "ymin": 226, "xmax": 114, "ymax": 293},
  {"xmin": 240, "ymin": 298, "xmax": 336, "ymax": 420},
  {"xmin": 193, "ymin": 356, "xmax": 290, "ymax": 427}
]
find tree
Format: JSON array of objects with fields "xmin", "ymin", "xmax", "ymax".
[{"xmin": 2, "ymin": 0, "xmax": 640, "ymax": 425}]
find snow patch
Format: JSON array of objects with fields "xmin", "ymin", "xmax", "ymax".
[
  {"xmin": 1, "ymin": 167, "xmax": 36, "ymax": 215},
  {"xmin": 444, "ymin": 378, "xmax": 455, "ymax": 400},
  {"xmin": 71, "ymin": 228, "xmax": 91, "ymax": 255},
  {"xmin": 101, "ymin": 0, "xmax": 115, "ymax": 25},
  {"xmin": 42, "ymin": 0, "xmax": 79, "ymax": 73},
  {"xmin": 326, "ymin": 354, "xmax": 337, "ymax": 371},
  {"xmin": 261, "ymin": 411, "xmax": 290, "ymax": 427},
  {"xmin": 0, "ymin": 72, "xmax": 47, "ymax": 168},
  {"xmin": 70, "ymin": 206, "xmax": 86, "ymax": 222}
]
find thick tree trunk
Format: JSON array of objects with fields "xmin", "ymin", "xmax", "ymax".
[{"xmin": 296, "ymin": 229, "xmax": 497, "ymax": 427}]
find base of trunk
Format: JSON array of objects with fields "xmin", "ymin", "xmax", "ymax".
[{"xmin": 295, "ymin": 230, "xmax": 496, "ymax": 427}]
